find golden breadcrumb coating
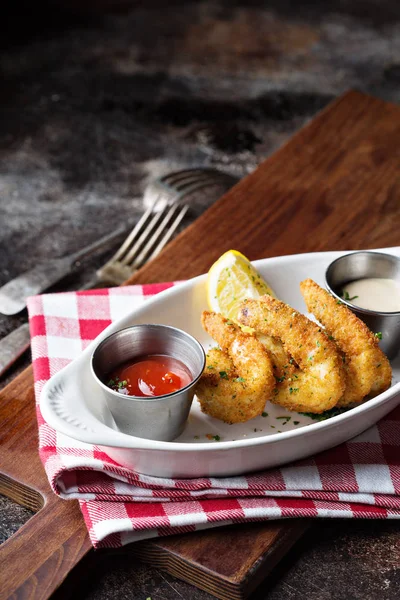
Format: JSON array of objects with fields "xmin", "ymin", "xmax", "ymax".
[
  {"xmin": 195, "ymin": 311, "xmax": 275, "ymax": 423},
  {"xmin": 238, "ymin": 296, "xmax": 346, "ymax": 413},
  {"xmin": 300, "ymin": 278, "xmax": 392, "ymax": 406}
]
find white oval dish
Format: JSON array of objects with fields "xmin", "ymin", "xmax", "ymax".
[{"xmin": 40, "ymin": 248, "xmax": 400, "ymax": 478}]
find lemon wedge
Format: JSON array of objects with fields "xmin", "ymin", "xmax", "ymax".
[{"xmin": 207, "ymin": 250, "xmax": 276, "ymax": 321}]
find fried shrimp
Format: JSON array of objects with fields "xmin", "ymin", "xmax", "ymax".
[
  {"xmin": 238, "ymin": 296, "xmax": 346, "ymax": 413},
  {"xmin": 256, "ymin": 333, "xmax": 296, "ymax": 385},
  {"xmin": 195, "ymin": 311, "xmax": 275, "ymax": 423},
  {"xmin": 300, "ymin": 279, "xmax": 392, "ymax": 406}
]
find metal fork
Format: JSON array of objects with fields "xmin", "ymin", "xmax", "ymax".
[
  {"xmin": 95, "ymin": 198, "xmax": 188, "ymax": 285},
  {"xmin": 96, "ymin": 167, "xmax": 238, "ymax": 285},
  {"xmin": 143, "ymin": 167, "xmax": 238, "ymax": 209}
]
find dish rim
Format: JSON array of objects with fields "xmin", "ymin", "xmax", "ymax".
[{"xmin": 40, "ymin": 247, "xmax": 400, "ymax": 452}]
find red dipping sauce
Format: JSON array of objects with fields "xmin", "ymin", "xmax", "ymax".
[{"xmin": 106, "ymin": 354, "xmax": 192, "ymax": 397}]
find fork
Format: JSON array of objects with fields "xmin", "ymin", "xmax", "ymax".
[
  {"xmin": 94, "ymin": 198, "xmax": 189, "ymax": 286},
  {"xmin": 143, "ymin": 167, "xmax": 238, "ymax": 209},
  {"xmin": 95, "ymin": 167, "xmax": 238, "ymax": 285}
]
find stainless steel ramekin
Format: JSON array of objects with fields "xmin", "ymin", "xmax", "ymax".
[
  {"xmin": 325, "ymin": 251, "xmax": 400, "ymax": 359},
  {"xmin": 91, "ymin": 324, "xmax": 205, "ymax": 441}
]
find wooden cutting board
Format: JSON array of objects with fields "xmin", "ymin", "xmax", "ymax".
[{"xmin": 1, "ymin": 90, "xmax": 400, "ymax": 600}]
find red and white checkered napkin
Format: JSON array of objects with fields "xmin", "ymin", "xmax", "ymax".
[{"xmin": 28, "ymin": 284, "xmax": 400, "ymax": 549}]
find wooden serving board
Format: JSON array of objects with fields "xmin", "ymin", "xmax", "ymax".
[{"xmin": 1, "ymin": 90, "xmax": 400, "ymax": 600}]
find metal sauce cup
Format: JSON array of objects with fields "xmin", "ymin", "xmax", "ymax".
[
  {"xmin": 91, "ymin": 324, "xmax": 205, "ymax": 441},
  {"xmin": 325, "ymin": 251, "xmax": 400, "ymax": 359}
]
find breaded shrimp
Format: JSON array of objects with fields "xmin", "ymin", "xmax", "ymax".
[
  {"xmin": 195, "ymin": 311, "xmax": 275, "ymax": 423},
  {"xmin": 256, "ymin": 333, "xmax": 296, "ymax": 385},
  {"xmin": 300, "ymin": 279, "xmax": 392, "ymax": 406},
  {"xmin": 238, "ymin": 296, "xmax": 346, "ymax": 413}
]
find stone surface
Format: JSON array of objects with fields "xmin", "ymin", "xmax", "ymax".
[
  {"xmin": 53, "ymin": 519, "xmax": 400, "ymax": 600},
  {"xmin": 1, "ymin": 1, "xmax": 400, "ymax": 599},
  {"xmin": 0, "ymin": 494, "xmax": 34, "ymax": 544}
]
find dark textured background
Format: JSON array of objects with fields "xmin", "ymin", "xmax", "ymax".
[{"xmin": 1, "ymin": 1, "xmax": 400, "ymax": 598}]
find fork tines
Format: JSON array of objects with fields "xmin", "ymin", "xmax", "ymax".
[
  {"xmin": 158, "ymin": 168, "xmax": 238, "ymax": 199},
  {"xmin": 96, "ymin": 197, "xmax": 188, "ymax": 286}
]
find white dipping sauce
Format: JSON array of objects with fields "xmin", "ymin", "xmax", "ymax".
[{"xmin": 342, "ymin": 278, "xmax": 400, "ymax": 312}]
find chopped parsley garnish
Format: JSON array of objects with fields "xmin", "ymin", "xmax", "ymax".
[
  {"xmin": 276, "ymin": 416, "xmax": 291, "ymax": 421},
  {"xmin": 375, "ymin": 332, "xmax": 383, "ymax": 340},
  {"xmin": 299, "ymin": 407, "xmax": 350, "ymax": 421},
  {"xmin": 341, "ymin": 290, "xmax": 359, "ymax": 302},
  {"xmin": 262, "ymin": 412, "xmax": 268, "ymax": 417},
  {"xmin": 107, "ymin": 376, "xmax": 128, "ymax": 391},
  {"xmin": 219, "ymin": 371, "xmax": 229, "ymax": 379},
  {"xmin": 234, "ymin": 376, "xmax": 246, "ymax": 383},
  {"xmin": 206, "ymin": 433, "xmax": 221, "ymax": 441},
  {"xmin": 293, "ymin": 420, "xmax": 300, "ymax": 425},
  {"xmin": 289, "ymin": 387, "xmax": 299, "ymax": 394}
]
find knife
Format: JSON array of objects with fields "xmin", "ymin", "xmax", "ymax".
[
  {"xmin": 0, "ymin": 278, "xmax": 107, "ymax": 379},
  {"xmin": 0, "ymin": 223, "xmax": 138, "ymax": 378},
  {"xmin": 0, "ymin": 223, "xmax": 135, "ymax": 316},
  {"xmin": 0, "ymin": 324, "xmax": 31, "ymax": 378}
]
